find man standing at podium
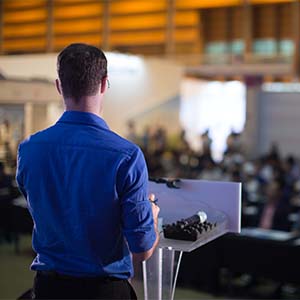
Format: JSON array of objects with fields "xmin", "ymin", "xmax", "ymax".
[{"xmin": 16, "ymin": 43, "xmax": 160, "ymax": 299}]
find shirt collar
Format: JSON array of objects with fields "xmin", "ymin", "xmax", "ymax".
[{"xmin": 57, "ymin": 111, "xmax": 110, "ymax": 130}]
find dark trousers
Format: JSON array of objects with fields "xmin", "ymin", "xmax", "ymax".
[{"xmin": 33, "ymin": 271, "xmax": 137, "ymax": 300}]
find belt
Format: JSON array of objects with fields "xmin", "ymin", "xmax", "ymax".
[{"xmin": 37, "ymin": 270, "xmax": 122, "ymax": 282}]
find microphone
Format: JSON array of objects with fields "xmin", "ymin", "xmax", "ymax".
[
  {"xmin": 163, "ymin": 211, "xmax": 216, "ymax": 241},
  {"xmin": 177, "ymin": 211, "xmax": 207, "ymax": 228}
]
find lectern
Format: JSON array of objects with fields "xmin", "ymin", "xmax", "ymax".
[{"xmin": 131, "ymin": 179, "xmax": 241, "ymax": 300}]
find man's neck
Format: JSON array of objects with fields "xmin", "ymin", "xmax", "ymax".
[{"xmin": 64, "ymin": 96, "xmax": 102, "ymax": 116}]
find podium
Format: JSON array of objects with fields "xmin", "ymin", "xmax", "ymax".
[{"xmin": 131, "ymin": 179, "xmax": 241, "ymax": 300}]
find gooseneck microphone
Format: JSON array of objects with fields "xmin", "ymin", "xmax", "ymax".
[
  {"xmin": 177, "ymin": 211, "xmax": 207, "ymax": 228},
  {"xmin": 163, "ymin": 211, "xmax": 216, "ymax": 241}
]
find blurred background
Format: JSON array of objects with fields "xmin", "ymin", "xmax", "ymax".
[{"xmin": 1, "ymin": 0, "xmax": 300, "ymax": 299}]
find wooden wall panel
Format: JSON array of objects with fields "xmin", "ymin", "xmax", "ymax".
[
  {"xmin": 54, "ymin": 0, "xmax": 95, "ymax": 4},
  {"xmin": 231, "ymin": 6, "xmax": 243, "ymax": 40},
  {"xmin": 110, "ymin": 31, "xmax": 165, "ymax": 46},
  {"xmin": 3, "ymin": 23, "xmax": 47, "ymax": 38},
  {"xmin": 53, "ymin": 34, "xmax": 102, "ymax": 50},
  {"xmin": 253, "ymin": 5, "xmax": 278, "ymax": 38},
  {"xmin": 110, "ymin": 14, "xmax": 166, "ymax": 31},
  {"xmin": 53, "ymin": 3, "xmax": 102, "ymax": 19},
  {"xmin": 54, "ymin": 19, "xmax": 102, "ymax": 35},
  {"xmin": 203, "ymin": 8, "xmax": 229, "ymax": 42},
  {"xmin": 110, "ymin": 1, "xmax": 167, "ymax": 15},
  {"xmin": 2, "ymin": 0, "xmax": 47, "ymax": 53},
  {"xmin": 175, "ymin": 11, "xmax": 199, "ymax": 27},
  {"xmin": 109, "ymin": 1, "xmax": 167, "ymax": 53},
  {"xmin": 176, "ymin": 0, "xmax": 241, "ymax": 9},
  {"xmin": 3, "ymin": 0, "xmax": 45, "ymax": 10},
  {"xmin": 278, "ymin": 3, "xmax": 293, "ymax": 39},
  {"xmin": 174, "ymin": 28, "xmax": 199, "ymax": 43},
  {"xmin": 3, "ymin": 39, "xmax": 46, "ymax": 51},
  {"xmin": 173, "ymin": 10, "xmax": 201, "ymax": 54},
  {"xmin": 250, "ymin": 0, "xmax": 292, "ymax": 4},
  {"xmin": 3, "ymin": 8, "xmax": 47, "ymax": 24}
]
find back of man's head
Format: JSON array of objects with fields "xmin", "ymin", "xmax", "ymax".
[{"xmin": 57, "ymin": 43, "xmax": 107, "ymax": 101}]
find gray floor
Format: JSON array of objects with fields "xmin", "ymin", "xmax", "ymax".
[{"xmin": 0, "ymin": 236, "xmax": 34, "ymax": 299}]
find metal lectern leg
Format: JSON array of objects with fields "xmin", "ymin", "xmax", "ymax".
[
  {"xmin": 141, "ymin": 248, "xmax": 183, "ymax": 300},
  {"xmin": 165, "ymin": 248, "xmax": 175, "ymax": 299},
  {"xmin": 142, "ymin": 247, "xmax": 163, "ymax": 300},
  {"xmin": 158, "ymin": 248, "xmax": 163, "ymax": 300},
  {"xmin": 171, "ymin": 250, "xmax": 183, "ymax": 300},
  {"xmin": 142, "ymin": 260, "xmax": 148, "ymax": 300}
]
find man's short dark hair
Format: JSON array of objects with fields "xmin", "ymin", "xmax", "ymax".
[{"xmin": 57, "ymin": 43, "xmax": 107, "ymax": 101}]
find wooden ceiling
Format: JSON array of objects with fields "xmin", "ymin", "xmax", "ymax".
[{"xmin": 0, "ymin": 0, "xmax": 298, "ymax": 55}]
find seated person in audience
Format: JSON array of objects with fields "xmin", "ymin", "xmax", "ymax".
[
  {"xmin": 0, "ymin": 162, "xmax": 14, "ymax": 202},
  {"xmin": 200, "ymin": 129, "xmax": 212, "ymax": 157},
  {"xmin": 258, "ymin": 178, "xmax": 291, "ymax": 231},
  {"xmin": 0, "ymin": 162, "xmax": 16, "ymax": 242},
  {"xmin": 284, "ymin": 155, "xmax": 300, "ymax": 186},
  {"xmin": 225, "ymin": 130, "xmax": 242, "ymax": 154},
  {"xmin": 126, "ymin": 120, "xmax": 138, "ymax": 144}
]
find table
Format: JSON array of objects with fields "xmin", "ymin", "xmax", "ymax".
[{"xmin": 178, "ymin": 227, "xmax": 300, "ymax": 295}]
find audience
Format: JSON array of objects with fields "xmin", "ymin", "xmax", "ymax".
[
  {"xmin": 130, "ymin": 125, "xmax": 300, "ymax": 233},
  {"xmin": 1, "ymin": 124, "xmax": 300, "ymax": 240}
]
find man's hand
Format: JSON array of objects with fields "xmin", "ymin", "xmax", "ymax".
[{"xmin": 149, "ymin": 193, "xmax": 160, "ymax": 226}]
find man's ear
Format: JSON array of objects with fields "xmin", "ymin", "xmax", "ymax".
[
  {"xmin": 100, "ymin": 76, "xmax": 107, "ymax": 94},
  {"xmin": 55, "ymin": 79, "xmax": 62, "ymax": 95}
]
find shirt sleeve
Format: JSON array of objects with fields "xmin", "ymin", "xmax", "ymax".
[
  {"xmin": 117, "ymin": 146, "xmax": 156, "ymax": 253},
  {"xmin": 16, "ymin": 144, "xmax": 27, "ymax": 199}
]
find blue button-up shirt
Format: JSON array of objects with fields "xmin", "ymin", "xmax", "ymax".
[{"xmin": 16, "ymin": 111, "xmax": 156, "ymax": 279}]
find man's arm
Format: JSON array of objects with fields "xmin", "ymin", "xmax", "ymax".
[
  {"xmin": 118, "ymin": 147, "xmax": 159, "ymax": 262},
  {"xmin": 132, "ymin": 194, "xmax": 160, "ymax": 262}
]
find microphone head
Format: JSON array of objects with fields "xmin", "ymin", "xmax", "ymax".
[{"xmin": 197, "ymin": 211, "xmax": 207, "ymax": 223}]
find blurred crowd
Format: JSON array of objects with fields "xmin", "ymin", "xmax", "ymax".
[
  {"xmin": 1, "ymin": 120, "xmax": 300, "ymax": 245},
  {"xmin": 127, "ymin": 121, "xmax": 300, "ymax": 233}
]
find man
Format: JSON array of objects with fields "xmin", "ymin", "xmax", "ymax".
[{"xmin": 16, "ymin": 43, "xmax": 160, "ymax": 299}]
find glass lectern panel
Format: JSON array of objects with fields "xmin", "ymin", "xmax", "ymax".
[{"xmin": 131, "ymin": 179, "xmax": 241, "ymax": 300}]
